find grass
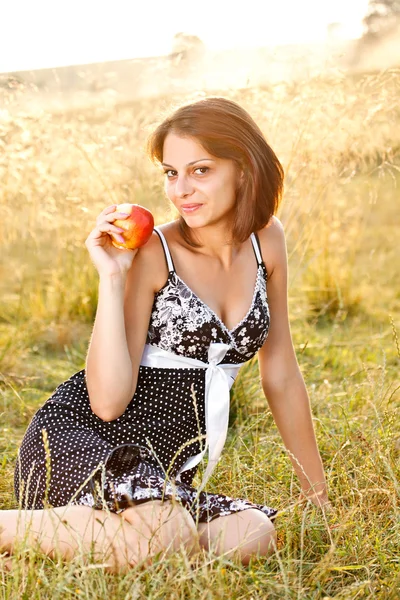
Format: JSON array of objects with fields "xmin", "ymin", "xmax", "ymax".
[{"xmin": 0, "ymin": 70, "xmax": 399, "ymax": 598}]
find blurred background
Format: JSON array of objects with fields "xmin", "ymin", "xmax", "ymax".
[
  {"xmin": 1, "ymin": 0, "xmax": 399, "ymax": 341},
  {"xmin": 1, "ymin": 0, "xmax": 400, "ymax": 111}
]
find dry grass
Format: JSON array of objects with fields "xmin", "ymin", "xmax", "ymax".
[{"xmin": 0, "ymin": 70, "xmax": 399, "ymax": 599}]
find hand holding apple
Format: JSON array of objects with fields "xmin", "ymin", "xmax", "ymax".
[
  {"xmin": 85, "ymin": 203, "xmax": 154, "ymax": 278},
  {"xmin": 111, "ymin": 203, "xmax": 154, "ymax": 250}
]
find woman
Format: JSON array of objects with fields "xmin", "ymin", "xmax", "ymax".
[{"xmin": 3, "ymin": 97, "xmax": 328, "ymax": 572}]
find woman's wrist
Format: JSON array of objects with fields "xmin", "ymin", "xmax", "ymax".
[
  {"xmin": 300, "ymin": 483, "xmax": 330, "ymax": 508},
  {"xmin": 99, "ymin": 269, "xmax": 127, "ymax": 281},
  {"xmin": 99, "ymin": 271, "xmax": 128, "ymax": 290}
]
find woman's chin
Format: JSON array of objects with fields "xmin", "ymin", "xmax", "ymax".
[{"xmin": 181, "ymin": 213, "xmax": 206, "ymax": 227}]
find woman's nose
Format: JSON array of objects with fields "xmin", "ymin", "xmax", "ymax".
[{"xmin": 174, "ymin": 174, "xmax": 194, "ymax": 198}]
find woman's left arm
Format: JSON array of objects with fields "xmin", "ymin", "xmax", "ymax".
[{"xmin": 257, "ymin": 217, "xmax": 329, "ymax": 507}]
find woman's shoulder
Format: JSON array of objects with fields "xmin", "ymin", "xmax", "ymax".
[
  {"xmin": 131, "ymin": 221, "xmax": 179, "ymax": 292},
  {"xmin": 137, "ymin": 220, "xmax": 178, "ymax": 256},
  {"xmin": 257, "ymin": 215, "xmax": 285, "ymax": 240},
  {"xmin": 150, "ymin": 219, "xmax": 180, "ymax": 243},
  {"xmin": 256, "ymin": 216, "xmax": 286, "ymax": 278}
]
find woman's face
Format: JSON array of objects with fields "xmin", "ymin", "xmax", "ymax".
[{"xmin": 162, "ymin": 132, "xmax": 242, "ymax": 229}]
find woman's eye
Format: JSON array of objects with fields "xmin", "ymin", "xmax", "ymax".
[{"xmin": 163, "ymin": 167, "xmax": 208, "ymax": 177}]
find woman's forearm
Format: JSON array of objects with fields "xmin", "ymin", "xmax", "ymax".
[
  {"xmin": 263, "ymin": 372, "xmax": 328, "ymax": 502},
  {"xmin": 85, "ymin": 274, "xmax": 134, "ymax": 421}
]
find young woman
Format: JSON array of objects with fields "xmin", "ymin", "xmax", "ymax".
[{"xmin": 2, "ymin": 97, "xmax": 329, "ymax": 572}]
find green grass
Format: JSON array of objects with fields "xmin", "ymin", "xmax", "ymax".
[{"xmin": 0, "ymin": 71, "xmax": 399, "ymax": 598}]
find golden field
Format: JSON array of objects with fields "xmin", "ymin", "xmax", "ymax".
[{"xmin": 0, "ymin": 70, "xmax": 399, "ymax": 599}]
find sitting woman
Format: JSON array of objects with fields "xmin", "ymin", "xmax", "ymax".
[{"xmin": 2, "ymin": 97, "xmax": 329, "ymax": 572}]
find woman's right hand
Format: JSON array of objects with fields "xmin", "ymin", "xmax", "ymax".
[{"xmin": 85, "ymin": 204, "xmax": 139, "ymax": 278}]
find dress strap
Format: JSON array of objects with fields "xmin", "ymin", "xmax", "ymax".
[
  {"xmin": 155, "ymin": 227, "xmax": 261, "ymax": 271},
  {"xmin": 250, "ymin": 232, "xmax": 263, "ymax": 266},
  {"xmin": 154, "ymin": 226, "xmax": 175, "ymax": 273}
]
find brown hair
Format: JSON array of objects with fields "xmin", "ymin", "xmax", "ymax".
[{"xmin": 147, "ymin": 97, "xmax": 284, "ymax": 247}]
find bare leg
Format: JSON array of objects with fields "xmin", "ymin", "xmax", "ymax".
[
  {"xmin": 197, "ymin": 509, "xmax": 276, "ymax": 566},
  {"xmin": 120, "ymin": 499, "xmax": 199, "ymax": 564},
  {"xmin": 0, "ymin": 500, "xmax": 199, "ymax": 573}
]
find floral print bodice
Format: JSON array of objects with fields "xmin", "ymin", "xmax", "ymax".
[{"xmin": 146, "ymin": 227, "xmax": 270, "ymax": 364}]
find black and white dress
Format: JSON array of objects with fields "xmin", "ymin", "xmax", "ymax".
[{"xmin": 14, "ymin": 226, "xmax": 277, "ymax": 524}]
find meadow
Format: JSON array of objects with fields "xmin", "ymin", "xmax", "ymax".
[{"xmin": 0, "ymin": 69, "xmax": 399, "ymax": 599}]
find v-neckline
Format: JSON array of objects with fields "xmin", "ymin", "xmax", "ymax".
[{"xmin": 173, "ymin": 265, "xmax": 263, "ymax": 336}]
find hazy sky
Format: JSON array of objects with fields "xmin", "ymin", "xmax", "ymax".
[{"xmin": 1, "ymin": 0, "xmax": 370, "ymax": 73}]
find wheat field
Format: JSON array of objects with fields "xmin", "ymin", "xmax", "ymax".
[{"xmin": 0, "ymin": 70, "xmax": 399, "ymax": 599}]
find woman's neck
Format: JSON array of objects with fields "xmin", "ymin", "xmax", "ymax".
[{"xmin": 179, "ymin": 220, "xmax": 242, "ymax": 271}]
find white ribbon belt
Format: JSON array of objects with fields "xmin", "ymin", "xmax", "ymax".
[{"xmin": 140, "ymin": 342, "xmax": 245, "ymax": 490}]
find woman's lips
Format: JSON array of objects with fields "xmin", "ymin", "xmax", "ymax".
[{"xmin": 181, "ymin": 204, "xmax": 202, "ymax": 213}]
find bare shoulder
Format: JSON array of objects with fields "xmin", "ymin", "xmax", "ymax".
[
  {"xmin": 126, "ymin": 225, "xmax": 171, "ymax": 293},
  {"xmin": 256, "ymin": 216, "xmax": 287, "ymax": 279}
]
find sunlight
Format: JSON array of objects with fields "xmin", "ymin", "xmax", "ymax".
[{"xmin": 1, "ymin": 0, "xmax": 369, "ymax": 73}]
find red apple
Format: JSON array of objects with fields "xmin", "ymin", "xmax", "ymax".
[{"xmin": 111, "ymin": 203, "xmax": 154, "ymax": 250}]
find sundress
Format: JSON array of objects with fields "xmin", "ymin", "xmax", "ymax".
[{"xmin": 14, "ymin": 225, "xmax": 277, "ymax": 524}]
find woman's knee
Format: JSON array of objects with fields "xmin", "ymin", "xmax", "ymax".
[
  {"xmin": 198, "ymin": 509, "xmax": 276, "ymax": 565},
  {"xmin": 247, "ymin": 509, "xmax": 277, "ymax": 556},
  {"xmin": 234, "ymin": 510, "xmax": 276, "ymax": 565},
  {"xmin": 121, "ymin": 499, "xmax": 198, "ymax": 556}
]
